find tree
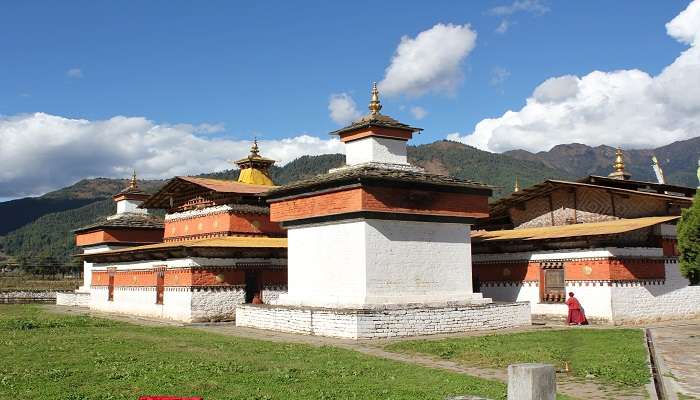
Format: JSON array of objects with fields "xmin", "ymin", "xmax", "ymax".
[{"xmin": 678, "ymin": 191, "xmax": 700, "ymax": 285}]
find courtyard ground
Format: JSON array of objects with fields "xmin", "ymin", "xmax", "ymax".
[
  {"xmin": 0, "ymin": 304, "xmax": 531, "ymax": 400},
  {"xmin": 4, "ymin": 305, "xmax": 672, "ymax": 399}
]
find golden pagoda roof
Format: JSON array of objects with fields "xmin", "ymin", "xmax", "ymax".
[{"xmin": 234, "ymin": 139, "xmax": 276, "ymax": 186}]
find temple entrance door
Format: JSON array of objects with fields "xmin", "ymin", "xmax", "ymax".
[{"xmin": 245, "ymin": 271, "xmax": 261, "ymax": 303}]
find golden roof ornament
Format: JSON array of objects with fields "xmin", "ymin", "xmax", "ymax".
[
  {"xmin": 368, "ymin": 82, "xmax": 382, "ymax": 115},
  {"xmin": 129, "ymin": 170, "xmax": 138, "ymax": 190},
  {"xmin": 250, "ymin": 138, "xmax": 261, "ymax": 158},
  {"xmin": 608, "ymin": 147, "xmax": 631, "ymax": 180},
  {"xmin": 514, "ymin": 176, "xmax": 521, "ymax": 193},
  {"xmin": 613, "ymin": 147, "xmax": 625, "ymax": 172}
]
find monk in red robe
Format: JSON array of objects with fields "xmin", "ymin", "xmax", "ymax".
[{"xmin": 566, "ymin": 292, "xmax": 588, "ymax": 325}]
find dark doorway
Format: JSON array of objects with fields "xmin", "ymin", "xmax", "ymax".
[{"xmin": 245, "ymin": 271, "xmax": 260, "ymax": 303}]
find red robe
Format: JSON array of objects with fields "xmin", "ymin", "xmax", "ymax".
[{"xmin": 566, "ymin": 297, "xmax": 589, "ymax": 325}]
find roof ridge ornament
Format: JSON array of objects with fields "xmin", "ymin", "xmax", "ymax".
[
  {"xmin": 609, "ymin": 147, "xmax": 631, "ymax": 180},
  {"xmin": 368, "ymin": 82, "xmax": 382, "ymax": 115},
  {"xmin": 129, "ymin": 170, "xmax": 138, "ymax": 190},
  {"xmin": 250, "ymin": 137, "xmax": 261, "ymax": 158}
]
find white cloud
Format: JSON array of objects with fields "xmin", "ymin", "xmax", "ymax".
[
  {"xmin": 410, "ymin": 106, "xmax": 428, "ymax": 120},
  {"xmin": 66, "ymin": 68, "xmax": 83, "ymax": 78},
  {"xmin": 449, "ymin": 0, "xmax": 700, "ymax": 153},
  {"xmin": 328, "ymin": 93, "xmax": 361, "ymax": 125},
  {"xmin": 495, "ymin": 20, "xmax": 510, "ymax": 34},
  {"xmin": 378, "ymin": 23, "xmax": 477, "ymax": 97},
  {"xmin": 489, "ymin": 0, "xmax": 550, "ymax": 16},
  {"xmin": 0, "ymin": 113, "xmax": 344, "ymax": 197}
]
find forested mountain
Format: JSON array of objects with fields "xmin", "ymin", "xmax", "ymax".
[
  {"xmin": 1, "ymin": 137, "xmax": 696, "ymax": 267},
  {"xmin": 504, "ymin": 136, "xmax": 700, "ymax": 187}
]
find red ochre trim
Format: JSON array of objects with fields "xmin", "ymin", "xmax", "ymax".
[
  {"xmin": 164, "ymin": 212, "xmax": 284, "ymax": 241},
  {"xmin": 269, "ymin": 186, "xmax": 489, "ymax": 223},
  {"xmin": 338, "ymin": 127, "xmax": 413, "ymax": 143},
  {"xmin": 472, "ymin": 258, "xmax": 666, "ymax": 282},
  {"xmin": 76, "ymin": 229, "xmax": 164, "ymax": 247},
  {"xmin": 91, "ymin": 268, "xmax": 287, "ymax": 288}
]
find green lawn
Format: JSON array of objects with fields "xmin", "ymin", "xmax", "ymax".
[
  {"xmin": 386, "ymin": 328, "xmax": 650, "ymax": 388},
  {"xmin": 0, "ymin": 305, "xmax": 509, "ymax": 400}
]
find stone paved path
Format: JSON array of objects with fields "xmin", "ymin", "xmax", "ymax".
[
  {"xmin": 648, "ymin": 322, "xmax": 700, "ymax": 399},
  {"xmin": 44, "ymin": 305, "xmax": 652, "ymax": 400}
]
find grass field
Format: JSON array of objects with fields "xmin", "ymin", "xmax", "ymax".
[
  {"xmin": 0, "ymin": 305, "xmax": 513, "ymax": 400},
  {"xmin": 0, "ymin": 276, "xmax": 81, "ymax": 291},
  {"xmin": 386, "ymin": 328, "xmax": 650, "ymax": 389}
]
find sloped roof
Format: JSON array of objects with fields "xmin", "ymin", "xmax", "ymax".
[
  {"xmin": 472, "ymin": 215, "xmax": 679, "ymax": 243},
  {"xmin": 141, "ymin": 176, "xmax": 276, "ymax": 209},
  {"xmin": 265, "ymin": 165, "xmax": 492, "ymax": 199},
  {"xmin": 490, "ymin": 179, "xmax": 693, "ymax": 218},
  {"xmin": 74, "ymin": 213, "xmax": 164, "ymax": 233},
  {"xmin": 80, "ymin": 236, "xmax": 287, "ymax": 262},
  {"xmin": 329, "ymin": 113, "xmax": 422, "ymax": 136}
]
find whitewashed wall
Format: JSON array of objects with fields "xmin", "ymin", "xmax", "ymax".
[
  {"xmin": 480, "ymin": 281, "xmax": 613, "ymax": 321},
  {"xmin": 345, "ymin": 137, "xmax": 408, "ymax": 165},
  {"xmin": 90, "ymin": 286, "xmax": 193, "ymax": 321},
  {"xmin": 611, "ymin": 261, "xmax": 700, "ymax": 323},
  {"xmin": 280, "ymin": 219, "xmax": 483, "ymax": 307}
]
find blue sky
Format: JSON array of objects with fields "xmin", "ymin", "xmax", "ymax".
[{"xmin": 1, "ymin": 0, "xmax": 699, "ymax": 198}]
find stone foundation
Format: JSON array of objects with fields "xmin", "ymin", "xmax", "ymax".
[{"xmin": 236, "ymin": 301, "xmax": 531, "ymax": 339}]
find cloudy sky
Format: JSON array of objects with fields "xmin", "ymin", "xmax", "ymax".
[{"xmin": 1, "ymin": 1, "xmax": 698, "ymax": 199}]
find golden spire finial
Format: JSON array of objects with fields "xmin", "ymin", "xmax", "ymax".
[
  {"xmin": 129, "ymin": 170, "xmax": 137, "ymax": 190},
  {"xmin": 613, "ymin": 147, "xmax": 625, "ymax": 173},
  {"xmin": 369, "ymin": 82, "xmax": 382, "ymax": 115},
  {"xmin": 514, "ymin": 176, "xmax": 521, "ymax": 193},
  {"xmin": 250, "ymin": 138, "xmax": 260, "ymax": 157}
]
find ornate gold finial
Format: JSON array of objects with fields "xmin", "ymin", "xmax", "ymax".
[
  {"xmin": 129, "ymin": 170, "xmax": 137, "ymax": 189},
  {"xmin": 514, "ymin": 176, "xmax": 521, "ymax": 193},
  {"xmin": 369, "ymin": 82, "xmax": 382, "ymax": 115},
  {"xmin": 250, "ymin": 138, "xmax": 260, "ymax": 158},
  {"xmin": 609, "ymin": 147, "xmax": 631, "ymax": 180},
  {"xmin": 613, "ymin": 147, "xmax": 625, "ymax": 173}
]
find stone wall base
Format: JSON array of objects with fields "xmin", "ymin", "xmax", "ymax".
[
  {"xmin": 55, "ymin": 290, "xmax": 90, "ymax": 307},
  {"xmin": 236, "ymin": 301, "xmax": 532, "ymax": 339}
]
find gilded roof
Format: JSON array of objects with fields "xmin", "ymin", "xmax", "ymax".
[{"xmin": 472, "ymin": 215, "xmax": 679, "ymax": 243}]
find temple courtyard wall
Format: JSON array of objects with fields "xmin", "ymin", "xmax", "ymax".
[
  {"xmin": 236, "ymin": 301, "xmax": 531, "ymax": 339},
  {"xmin": 478, "ymin": 253, "xmax": 700, "ymax": 324}
]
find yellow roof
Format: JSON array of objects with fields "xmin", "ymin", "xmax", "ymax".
[
  {"xmin": 472, "ymin": 215, "xmax": 679, "ymax": 242},
  {"xmin": 238, "ymin": 167, "xmax": 274, "ymax": 186},
  {"xmin": 89, "ymin": 236, "xmax": 287, "ymax": 256}
]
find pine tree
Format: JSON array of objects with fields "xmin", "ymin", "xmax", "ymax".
[{"xmin": 678, "ymin": 191, "xmax": 700, "ymax": 285}]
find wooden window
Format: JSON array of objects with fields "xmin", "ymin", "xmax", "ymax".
[
  {"xmin": 155, "ymin": 268, "xmax": 165, "ymax": 305},
  {"xmin": 107, "ymin": 269, "xmax": 115, "ymax": 302},
  {"xmin": 540, "ymin": 261, "xmax": 565, "ymax": 303}
]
